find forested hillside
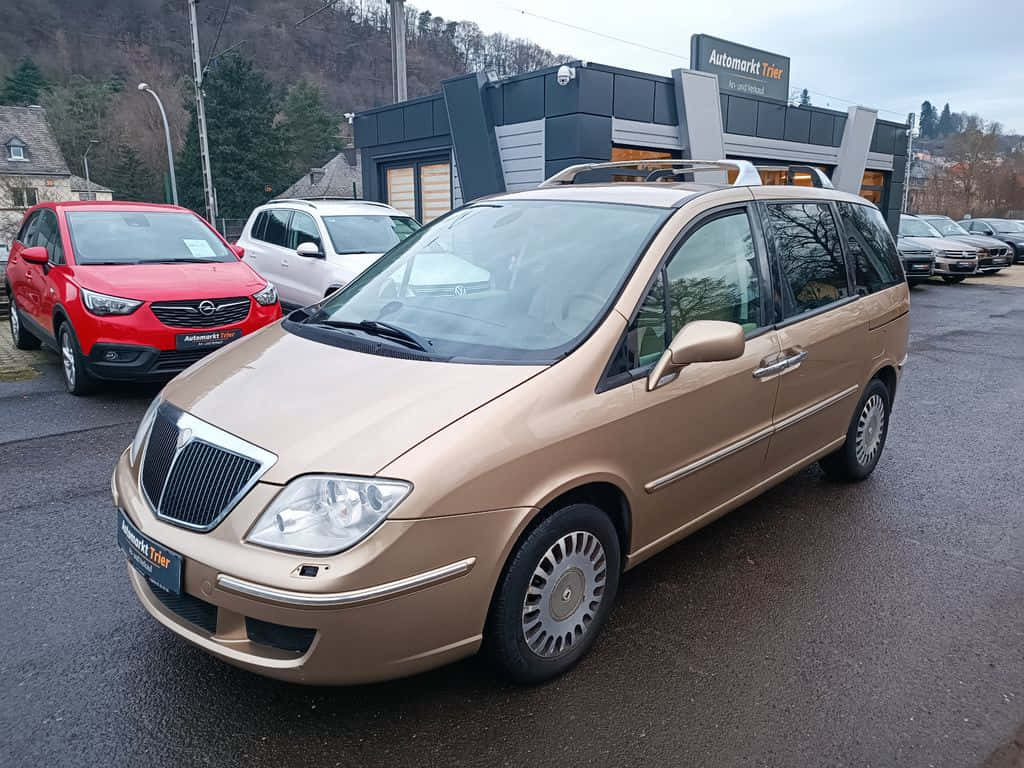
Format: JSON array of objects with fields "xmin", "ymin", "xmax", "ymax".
[{"xmin": 0, "ymin": 0, "xmax": 562, "ymax": 215}]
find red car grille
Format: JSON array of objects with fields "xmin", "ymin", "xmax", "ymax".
[{"xmin": 150, "ymin": 297, "xmax": 251, "ymax": 328}]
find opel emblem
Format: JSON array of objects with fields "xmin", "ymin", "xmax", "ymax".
[
  {"xmin": 176, "ymin": 428, "xmax": 193, "ymax": 450},
  {"xmin": 453, "ymin": 285, "xmax": 466, "ymax": 297},
  {"xmin": 198, "ymin": 300, "xmax": 216, "ymax": 316}
]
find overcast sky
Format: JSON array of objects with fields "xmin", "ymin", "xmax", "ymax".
[{"xmin": 415, "ymin": 0, "xmax": 1024, "ymax": 132}]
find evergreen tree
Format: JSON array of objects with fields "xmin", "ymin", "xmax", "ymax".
[
  {"xmin": 278, "ymin": 81, "xmax": 341, "ymax": 180},
  {"xmin": 937, "ymin": 102, "xmax": 954, "ymax": 136},
  {"xmin": 108, "ymin": 143, "xmax": 156, "ymax": 201},
  {"xmin": 919, "ymin": 101, "xmax": 937, "ymax": 139},
  {"xmin": 1, "ymin": 58, "xmax": 47, "ymax": 106},
  {"xmin": 799, "ymin": 88, "xmax": 811, "ymax": 107},
  {"xmin": 177, "ymin": 54, "xmax": 287, "ymax": 219}
]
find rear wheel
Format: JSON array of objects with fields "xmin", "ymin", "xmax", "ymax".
[
  {"xmin": 942, "ymin": 275, "xmax": 966, "ymax": 284},
  {"xmin": 57, "ymin": 321, "xmax": 96, "ymax": 396},
  {"xmin": 8, "ymin": 295, "xmax": 41, "ymax": 350},
  {"xmin": 486, "ymin": 503, "xmax": 620, "ymax": 684},
  {"xmin": 819, "ymin": 378, "xmax": 891, "ymax": 482}
]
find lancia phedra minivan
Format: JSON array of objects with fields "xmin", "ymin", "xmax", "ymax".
[{"xmin": 113, "ymin": 160, "xmax": 910, "ymax": 685}]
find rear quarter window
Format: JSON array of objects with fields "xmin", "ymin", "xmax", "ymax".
[{"xmin": 837, "ymin": 202, "xmax": 904, "ymax": 293}]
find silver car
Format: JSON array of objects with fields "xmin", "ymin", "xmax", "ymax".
[
  {"xmin": 918, "ymin": 215, "xmax": 1011, "ymax": 274},
  {"xmin": 899, "ymin": 215, "xmax": 981, "ymax": 284}
]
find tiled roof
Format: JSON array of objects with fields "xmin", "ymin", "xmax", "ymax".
[
  {"xmin": 0, "ymin": 105, "xmax": 70, "ymax": 176},
  {"xmin": 68, "ymin": 174, "xmax": 112, "ymax": 193},
  {"xmin": 279, "ymin": 149, "xmax": 361, "ymax": 199}
]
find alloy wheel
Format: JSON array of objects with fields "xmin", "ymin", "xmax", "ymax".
[
  {"xmin": 60, "ymin": 328, "xmax": 76, "ymax": 389},
  {"xmin": 521, "ymin": 530, "xmax": 607, "ymax": 659},
  {"xmin": 9, "ymin": 303, "xmax": 19, "ymax": 340},
  {"xmin": 855, "ymin": 393, "xmax": 885, "ymax": 466}
]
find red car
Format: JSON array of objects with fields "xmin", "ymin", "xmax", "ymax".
[{"xmin": 4, "ymin": 201, "xmax": 282, "ymax": 394}]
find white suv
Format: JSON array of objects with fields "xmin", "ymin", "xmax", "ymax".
[{"xmin": 235, "ymin": 199, "xmax": 420, "ymax": 308}]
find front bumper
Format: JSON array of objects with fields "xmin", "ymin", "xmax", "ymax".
[
  {"xmin": 933, "ymin": 254, "xmax": 978, "ymax": 276},
  {"xmin": 901, "ymin": 257, "xmax": 934, "ymax": 281},
  {"xmin": 112, "ymin": 449, "xmax": 531, "ymax": 685}
]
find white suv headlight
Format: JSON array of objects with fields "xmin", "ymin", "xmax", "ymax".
[
  {"xmin": 246, "ymin": 475, "xmax": 412, "ymax": 555},
  {"xmin": 253, "ymin": 283, "xmax": 278, "ymax": 306},
  {"xmin": 81, "ymin": 287, "xmax": 142, "ymax": 315}
]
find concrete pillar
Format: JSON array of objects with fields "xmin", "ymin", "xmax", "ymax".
[
  {"xmin": 832, "ymin": 106, "xmax": 877, "ymax": 194},
  {"xmin": 672, "ymin": 68, "xmax": 726, "ymax": 182}
]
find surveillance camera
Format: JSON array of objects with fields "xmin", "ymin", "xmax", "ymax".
[{"xmin": 556, "ymin": 65, "xmax": 576, "ymax": 87}]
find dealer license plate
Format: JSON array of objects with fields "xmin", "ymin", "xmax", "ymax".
[
  {"xmin": 175, "ymin": 328, "xmax": 242, "ymax": 350},
  {"xmin": 117, "ymin": 509, "xmax": 182, "ymax": 595}
]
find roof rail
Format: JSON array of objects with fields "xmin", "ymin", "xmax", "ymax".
[
  {"xmin": 269, "ymin": 197, "xmax": 392, "ymax": 208},
  {"xmin": 754, "ymin": 165, "xmax": 834, "ymax": 189},
  {"xmin": 537, "ymin": 159, "xmax": 763, "ymax": 188},
  {"xmin": 268, "ymin": 198, "xmax": 317, "ymax": 207}
]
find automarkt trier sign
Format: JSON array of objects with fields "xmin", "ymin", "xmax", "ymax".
[{"xmin": 691, "ymin": 34, "xmax": 791, "ymax": 103}]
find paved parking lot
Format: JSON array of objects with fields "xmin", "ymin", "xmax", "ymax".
[{"xmin": 1, "ymin": 276, "xmax": 1022, "ymax": 768}]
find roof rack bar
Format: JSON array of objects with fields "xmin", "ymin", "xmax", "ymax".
[
  {"xmin": 753, "ymin": 165, "xmax": 834, "ymax": 189},
  {"xmin": 537, "ymin": 159, "xmax": 762, "ymax": 188}
]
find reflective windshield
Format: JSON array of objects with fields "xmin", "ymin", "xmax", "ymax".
[
  {"xmin": 899, "ymin": 217, "xmax": 941, "ymax": 238},
  {"xmin": 303, "ymin": 200, "xmax": 670, "ymax": 363},
  {"xmin": 67, "ymin": 211, "xmax": 234, "ymax": 265},
  {"xmin": 992, "ymin": 220, "xmax": 1024, "ymax": 233},
  {"xmin": 322, "ymin": 214, "xmax": 420, "ymax": 255},
  {"xmin": 924, "ymin": 217, "xmax": 969, "ymax": 236}
]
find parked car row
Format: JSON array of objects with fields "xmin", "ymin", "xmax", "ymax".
[{"xmin": 896, "ymin": 213, "xmax": 1020, "ymax": 286}]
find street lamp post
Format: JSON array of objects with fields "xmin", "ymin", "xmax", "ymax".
[
  {"xmin": 138, "ymin": 83, "xmax": 179, "ymax": 206},
  {"xmin": 83, "ymin": 139, "xmax": 99, "ymax": 195}
]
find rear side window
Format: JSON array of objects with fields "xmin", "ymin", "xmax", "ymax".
[
  {"xmin": 765, "ymin": 202, "xmax": 850, "ymax": 318},
  {"xmin": 262, "ymin": 209, "xmax": 290, "ymax": 247},
  {"xmin": 838, "ymin": 202, "xmax": 903, "ymax": 293},
  {"xmin": 250, "ymin": 211, "xmax": 267, "ymax": 240},
  {"xmin": 288, "ymin": 211, "xmax": 322, "ymax": 250}
]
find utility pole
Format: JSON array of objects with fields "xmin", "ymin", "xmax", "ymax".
[
  {"xmin": 389, "ymin": 0, "xmax": 407, "ymax": 103},
  {"xmin": 188, "ymin": 0, "xmax": 216, "ymax": 221},
  {"xmin": 902, "ymin": 112, "xmax": 915, "ymax": 214}
]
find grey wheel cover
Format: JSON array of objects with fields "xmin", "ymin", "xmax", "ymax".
[
  {"xmin": 521, "ymin": 530, "xmax": 607, "ymax": 659},
  {"xmin": 855, "ymin": 393, "xmax": 885, "ymax": 466},
  {"xmin": 60, "ymin": 328, "xmax": 76, "ymax": 389}
]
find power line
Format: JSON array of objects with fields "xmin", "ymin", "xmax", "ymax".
[
  {"xmin": 296, "ymin": 0, "xmax": 345, "ymax": 27},
  {"xmin": 206, "ymin": 0, "xmax": 232, "ymax": 62}
]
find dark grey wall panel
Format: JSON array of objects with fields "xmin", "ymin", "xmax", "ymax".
[
  {"xmin": 432, "ymin": 99, "xmax": 450, "ymax": 135},
  {"xmin": 832, "ymin": 114, "xmax": 846, "ymax": 147},
  {"xmin": 487, "ymin": 86, "xmax": 503, "ymax": 126},
  {"xmin": 892, "ymin": 154, "xmax": 907, "ymax": 179},
  {"xmin": 756, "ymin": 102, "xmax": 785, "ymax": 140},
  {"xmin": 893, "ymin": 129, "xmax": 908, "ymax": 156},
  {"xmin": 809, "ymin": 112, "xmax": 834, "ymax": 146},
  {"xmin": 784, "ymin": 107, "xmax": 811, "ymax": 143},
  {"xmin": 404, "ymin": 101, "xmax": 433, "ymax": 140},
  {"xmin": 544, "ymin": 72, "xmax": 579, "ymax": 117},
  {"xmin": 720, "ymin": 94, "xmax": 729, "ymax": 128},
  {"xmin": 353, "ymin": 114, "xmax": 377, "ymax": 147},
  {"xmin": 654, "ymin": 81, "xmax": 677, "ymax": 124},
  {"xmin": 726, "ymin": 96, "xmax": 756, "ymax": 136},
  {"xmin": 870, "ymin": 124, "xmax": 897, "ymax": 154},
  {"xmin": 613, "ymin": 74, "xmax": 654, "ymax": 122},
  {"xmin": 578, "ymin": 68, "xmax": 613, "ymax": 115},
  {"xmin": 377, "ymin": 109, "xmax": 404, "ymax": 144},
  {"xmin": 443, "ymin": 72, "xmax": 506, "ymax": 200},
  {"xmin": 545, "ymin": 114, "xmax": 612, "ymax": 161},
  {"xmin": 503, "ymin": 75, "xmax": 545, "ymax": 123},
  {"xmin": 545, "ymin": 156, "xmax": 604, "ymax": 178}
]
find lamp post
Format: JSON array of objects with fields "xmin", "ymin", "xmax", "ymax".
[
  {"xmin": 138, "ymin": 83, "xmax": 179, "ymax": 206},
  {"xmin": 83, "ymin": 139, "xmax": 99, "ymax": 195}
]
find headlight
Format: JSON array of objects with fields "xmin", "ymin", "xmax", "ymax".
[
  {"xmin": 81, "ymin": 287, "xmax": 142, "ymax": 315},
  {"xmin": 130, "ymin": 397, "xmax": 162, "ymax": 465},
  {"xmin": 253, "ymin": 283, "xmax": 278, "ymax": 306},
  {"xmin": 246, "ymin": 475, "xmax": 412, "ymax": 555}
]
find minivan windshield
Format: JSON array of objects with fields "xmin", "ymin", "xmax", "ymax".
[
  {"xmin": 321, "ymin": 214, "xmax": 420, "ymax": 254},
  {"xmin": 302, "ymin": 200, "xmax": 670, "ymax": 363},
  {"xmin": 900, "ymin": 217, "xmax": 942, "ymax": 238},
  {"xmin": 925, "ymin": 217, "xmax": 969, "ymax": 236},
  {"xmin": 67, "ymin": 210, "xmax": 235, "ymax": 265}
]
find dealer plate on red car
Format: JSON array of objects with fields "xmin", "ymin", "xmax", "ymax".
[{"xmin": 175, "ymin": 329, "xmax": 242, "ymax": 350}]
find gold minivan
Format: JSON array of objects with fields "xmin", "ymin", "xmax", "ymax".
[{"xmin": 113, "ymin": 161, "xmax": 909, "ymax": 685}]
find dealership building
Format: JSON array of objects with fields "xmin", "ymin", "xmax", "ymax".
[{"xmin": 353, "ymin": 35, "xmax": 910, "ymax": 233}]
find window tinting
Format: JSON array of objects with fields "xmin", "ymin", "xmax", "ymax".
[
  {"xmin": 288, "ymin": 211, "xmax": 322, "ymax": 250},
  {"xmin": 615, "ymin": 209, "xmax": 762, "ymax": 373},
  {"xmin": 766, "ymin": 202, "xmax": 849, "ymax": 317},
  {"xmin": 34, "ymin": 211, "xmax": 62, "ymax": 263},
  {"xmin": 263, "ymin": 209, "xmax": 290, "ymax": 247},
  {"xmin": 839, "ymin": 203, "xmax": 903, "ymax": 294}
]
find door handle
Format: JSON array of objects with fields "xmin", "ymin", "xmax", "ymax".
[
  {"xmin": 280, "ymin": 260, "xmax": 289, "ymax": 268},
  {"xmin": 752, "ymin": 350, "xmax": 807, "ymax": 379}
]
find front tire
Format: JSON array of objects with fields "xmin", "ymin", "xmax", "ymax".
[
  {"xmin": 486, "ymin": 503, "xmax": 621, "ymax": 684},
  {"xmin": 8, "ymin": 296, "xmax": 41, "ymax": 350},
  {"xmin": 57, "ymin": 321, "xmax": 96, "ymax": 396},
  {"xmin": 819, "ymin": 378, "xmax": 891, "ymax": 482},
  {"xmin": 942, "ymin": 275, "xmax": 966, "ymax": 284}
]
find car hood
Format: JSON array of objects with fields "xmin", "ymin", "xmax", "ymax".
[
  {"xmin": 160, "ymin": 323, "xmax": 545, "ymax": 483},
  {"xmin": 898, "ymin": 235, "xmax": 975, "ymax": 254},
  {"xmin": 938, "ymin": 233, "xmax": 1009, "ymax": 250},
  {"xmin": 71, "ymin": 260, "xmax": 267, "ymax": 301}
]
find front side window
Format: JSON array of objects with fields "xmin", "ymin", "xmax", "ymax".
[
  {"xmin": 838, "ymin": 202, "xmax": 903, "ymax": 294},
  {"xmin": 300, "ymin": 200, "xmax": 670, "ymax": 363},
  {"xmin": 766, "ymin": 202, "xmax": 850, "ymax": 317},
  {"xmin": 614, "ymin": 209, "xmax": 763, "ymax": 373},
  {"xmin": 321, "ymin": 215, "xmax": 420, "ymax": 255},
  {"xmin": 288, "ymin": 211, "xmax": 322, "ymax": 250},
  {"xmin": 33, "ymin": 210, "xmax": 63, "ymax": 264},
  {"xmin": 65, "ymin": 211, "xmax": 235, "ymax": 265}
]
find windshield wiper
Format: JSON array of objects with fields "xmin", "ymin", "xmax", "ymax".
[{"xmin": 313, "ymin": 319, "xmax": 432, "ymax": 352}]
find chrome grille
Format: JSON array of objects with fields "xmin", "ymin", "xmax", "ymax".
[
  {"xmin": 150, "ymin": 297, "xmax": 251, "ymax": 328},
  {"xmin": 139, "ymin": 404, "xmax": 275, "ymax": 531}
]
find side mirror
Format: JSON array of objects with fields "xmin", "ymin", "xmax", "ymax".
[
  {"xmin": 296, "ymin": 241, "xmax": 324, "ymax": 259},
  {"xmin": 647, "ymin": 320, "xmax": 745, "ymax": 392},
  {"xmin": 20, "ymin": 245, "xmax": 49, "ymax": 265},
  {"xmin": 230, "ymin": 244, "xmax": 245, "ymax": 259}
]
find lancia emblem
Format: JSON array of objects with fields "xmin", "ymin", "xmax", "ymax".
[
  {"xmin": 176, "ymin": 428, "xmax": 193, "ymax": 450},
  {"xmin": 198, "ymin": 300, "xmax": 216, "ymax": 316}
]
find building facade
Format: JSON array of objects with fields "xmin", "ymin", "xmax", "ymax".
[{"xmin": 354, "ymin": 37, "xmax": 909, "ymax": 233}]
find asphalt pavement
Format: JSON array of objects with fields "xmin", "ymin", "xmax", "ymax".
[{"xmin": 1, "ymin": 276, "xmax": 1022, "ymax": 768}]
